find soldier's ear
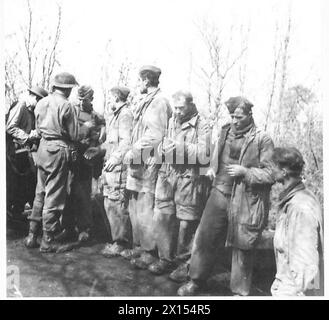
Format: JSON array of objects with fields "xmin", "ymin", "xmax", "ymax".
[{"xmin": 282, "ymin": 168, "xmax": 288, "ymax": 177}]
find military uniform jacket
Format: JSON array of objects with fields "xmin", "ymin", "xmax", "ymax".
[
  {"xmin": 225, "ymin": 125, "xmax": 274, "ymax": 250},
  {"xmin": 6, "ymin": 100, "xmax": 35, "ymax": 146},
  {"xmin": 126, "ymin": 88, "xmax": 172, "ymax": 193},
  {"xmin": 160, "ymin": 113, "xmax": 210, "ymax": 176},
  {"xmin": 102, "ymin": 103, "xmax": 133, "ymax": 197},
  {"xmin": 35, "ymin": 92, "xmax": 79, "ymax": 145},
  {"xmin": 272, "ymin": 183, "xmax": 323, "ymax": 295}
]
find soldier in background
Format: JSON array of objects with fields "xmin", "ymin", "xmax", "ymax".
[
  {"xmin": 24, "ymin": 72, "xmax": 80, "ymax": 252},
  {"xmin": 60, "ymin": 85, "xmax": 106, "ymax": 243},
  {"xmin": 123, "ymin": 65, "xmax": 172, "ymax": 268},
  {"xmin": 148, "ymin": 90, "xmax": 211, "ymax": 277},
  {"xmin": 6, "ymin": 86, "xmax": 48, "ymax": 222},
  {"xmin": 85, "ymin": 86, "xmax": 133, "ymax": 257}
]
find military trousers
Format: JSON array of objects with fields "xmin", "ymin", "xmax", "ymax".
[
  {"xmin": 189, "ymin": 187, "xmax": 230, "ymax": 281},
  {"xmin": 104, "ymin": 190, "xmax": 132, "ymax": 246},
  {"xmin": 31, "ymin": 139, "xmax": 73, "ymax": 233},
  {"xmin": 230, "ymin": 248, "xmax": 255, "ymax": 296},
  {"xmin": 154, "ymin": 171, "xmax": 206, "ymax": 262},
  {"xmin": 7, "ymin": 150, "xmax": 36, "ymax": 217},
  {"xmin": 62, "ymin": 159, "xmax": 94, "ymax": 233},
  {"xmin": 128, "ymin": 191, "xmax": 156, "ymax": 252}
]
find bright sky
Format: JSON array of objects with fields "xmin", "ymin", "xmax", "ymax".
[{"xmin": 3, "ymin": 0, "xmax": 325, "ymax": 114}]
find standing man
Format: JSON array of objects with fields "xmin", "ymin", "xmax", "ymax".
[
  {"xmin": 24, "ymin": 72, "xmax": 79, "ymax": 252},
  {"xmin": 61, "ymin": 85, "xmax": 105, "ymax": 243},
  {"xmin": 85, "ymin": 86, "xmax": 133, "ymax": 257},
  {"xmin": 6, "ymin": 86, "xmax": 48, "ymax": 221},
  {"xmin": 148, "ymin": 90, "xmax": 211, "ymax": 276},
  {"xmin": 123, "ymin": 65, "xmax": 172, "ymax": 268},
  {"xmin": 178, "ymin": 96, "xmax": 274, "ymax": 296}
]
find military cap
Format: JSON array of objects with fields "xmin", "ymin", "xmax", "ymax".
[
  {"xmin": 139, "ymin": 65, "xmax": 162, "ymax": 79},
  {"xmin": 78, "ymin": 85, "xmax": 94, "ymax": 100},
  {"xmin": 51, "ymin": 72, "xmax": 79, "ymax": 89},
  {"xmin": 110, "ymin": 86, "xmax": 130, "ymax": 101},
  {"xmin": 28, "ymin": 86, "xmax": 48, "ymax": 99},
  {"xmin": 224, "ymin": 96, "xmax": 254, "ymax": 114}
]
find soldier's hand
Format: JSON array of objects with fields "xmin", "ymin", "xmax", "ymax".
[
  {"xmin": 84, "ymin": 120, "xmax": 96, "ymax": 129},
  {"xmin": 145, "ymin": 156, "xmax": 156, "ymax": 166},
  {"xmin": 104, "ymin": 158, "xmax": 118, "ymax": 172},
  {"xmin": 163, "ymin": 138, "xmax": 176, "ymax": 154},
  {"xmin": 206, "ymin": 167, "xmax": 216, "ymax": 180},
  {"xmin": 84, "ymin": 147, "xmax": 100, "ymax": 160},
  {"xmin": 123, "ymin": 149, "xmax": 134, "ymax": 164},
  {"xmin": 28, "ymin": 130, "xmax": 40, "ymax": 142},
  {"xmin": 226, "ymin": 164, "xmax": 247, "ymax": 177}
]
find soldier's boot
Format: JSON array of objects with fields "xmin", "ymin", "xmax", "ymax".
[
  {"xmin": 177, "ymin": 280, "xmax": 205, "ymax": 296},
  {"xmin": 169, "ymin": 262, "xmax": 189, "ymax": 283},
  {"xmin": 148, "ymin": 259, "xmax": 175, "ymax": 275},
  {"xmin": 23, "ymin": 221, "xmax": 40, "ymax": 249},
  {"xmin": 40, "ymin": 231, "xmax": 60, "ymax": 253}
]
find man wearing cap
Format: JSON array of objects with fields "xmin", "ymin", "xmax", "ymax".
[
  {"xmin": 6, "ymin": 86, "xmax": 48, "ymax": 222},
  {"xmin": 85, "ymin": 86, "xmax": 133, "ymax": 257},
  {"xmin": 147, "ymin": 90, "xmax": 211, "ymax": 277},
  {"xmin": 60, "ymin": 85, "xmax": 105, "ymax": 243},
  {"xmin": 123, "ymin": 65, "xmax": 172, "ymax": 269},
  {"xmin": 24, "ymin": 72, "xmax": 80, "ymax": 252},
  {"xmin": 178, "ymin": 96, "xmax": 274, "ymax": 296}
]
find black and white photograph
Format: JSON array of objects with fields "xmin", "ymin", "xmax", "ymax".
[{"xmin": 2, "ymin": 0, "xmax": 327, "ymax": 301}]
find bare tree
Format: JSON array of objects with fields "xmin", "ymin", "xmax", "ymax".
[
  {"xmin": 264, "ymin": 21, "xmax": 282, "ymax": 131},
  {"xmin": 194, "ymin": 19, "xmax": 248, "ymax": 141},
  {"xmin": 41, "ymin": 4, "xmax": 62, "ymax": 88},
  {"xmin": 238, "ymin": 23, "xmax": 251, "ymax": 95},
  {"xmin": 275, "ymin": 6, "xmax": 292, "ymax": 137},
  {"xmin": 5, "ymin": 0, "xmax": 63, "ymax": 103}
]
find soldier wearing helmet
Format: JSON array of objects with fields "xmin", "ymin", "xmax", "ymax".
[
  {"xmin": 60, "ymin": 85, "xmax": 105, "ymax": 243},
  {"xmin": 24, "ymin": 72, "xmax": 80, "ymax": 252},
  {"xmin": 6, "ymin": 85, "xmax": 48, "ymax": 223}
]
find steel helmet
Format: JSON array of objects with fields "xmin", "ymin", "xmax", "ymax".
[
  {"xmin": 51, "ymin": 72, "xmax": 79, "ymax": 88},
  {"xmin": 28, "ymin": 86, "xmax": 49, "ymax": 99}
]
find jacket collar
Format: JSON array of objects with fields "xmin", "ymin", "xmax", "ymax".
[
  {"xmin": 180, "ymin": 114, "xmax": 199, "ymax": 130},
  {"xmin": 113, "ymin": 102, "xmax": 127, "ymax": 116},
  {"xmin": 238, "ymin": 124, "xmax": 257, "ymax": 163},
  {"xmin": 277, "ymin": 180, "xmax": 306, "ymax": 209}
]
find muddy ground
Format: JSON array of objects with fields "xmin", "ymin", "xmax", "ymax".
[{"xmin": 7, "ymin": 209, "xmax": 276, "ymax": 298}]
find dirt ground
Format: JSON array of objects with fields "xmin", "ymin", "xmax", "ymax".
[{"xmin": 6, "ymin": 216, "xmax": 275, "ymax": 298}]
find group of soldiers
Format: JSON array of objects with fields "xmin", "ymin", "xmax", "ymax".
[{"xmin": 6, "ymin": 65, "xmax": 323, "ymax": 297}]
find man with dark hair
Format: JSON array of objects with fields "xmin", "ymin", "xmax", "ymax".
[
  {"xmin": 178, "ymin": 96, "xmax": 274, "ymax": 296},
  {"xmin": 270, "ymin": 147, "xmax": 323, "ymax": 296},
  {"xmin": 85, "ymin": 86, "xmax": 133, "ymax": 257},
  {"xmin": 148, "ymin": 90, "xmax": 211, "ymax": 276},
  {"xmin": 59, "ymin": 85, "xmax": 105, "ymax": 243},
  {"xmin": 6, "ymin": 86, "xmax": 48, "ymax": 222},
  {"xmin": 25, "ymin": 72, "xmax": 80, "ymax": 252},
  {"xmin": 123, "ymin": 65, "xmax": 172, "ymax": 268}
]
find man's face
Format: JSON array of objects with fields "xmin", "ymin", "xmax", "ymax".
[
  {"xmin": 81, "ymin": 96, "xmax": 93, "ymax": 110},
  {"xmin": 138, "ymin": 77, "xmax": 148, "ymax": 94},
  {"xmin": 173, "ymin": 97, "xmax": 189, "ymax": 122},
  {"xmin": 27, "ymin": 93, "xmax": 38, "ymax": 109},
  {"xmin": 109, "ymin": 93, "xmax": 119, "ymax": 111},
  {"xmin": 231, "ymin": 107, "xmax": 251, "ymax": 131},
  {"xmin": 272, "ymin": 163, "xmax": 286, "ymax": 183}
]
